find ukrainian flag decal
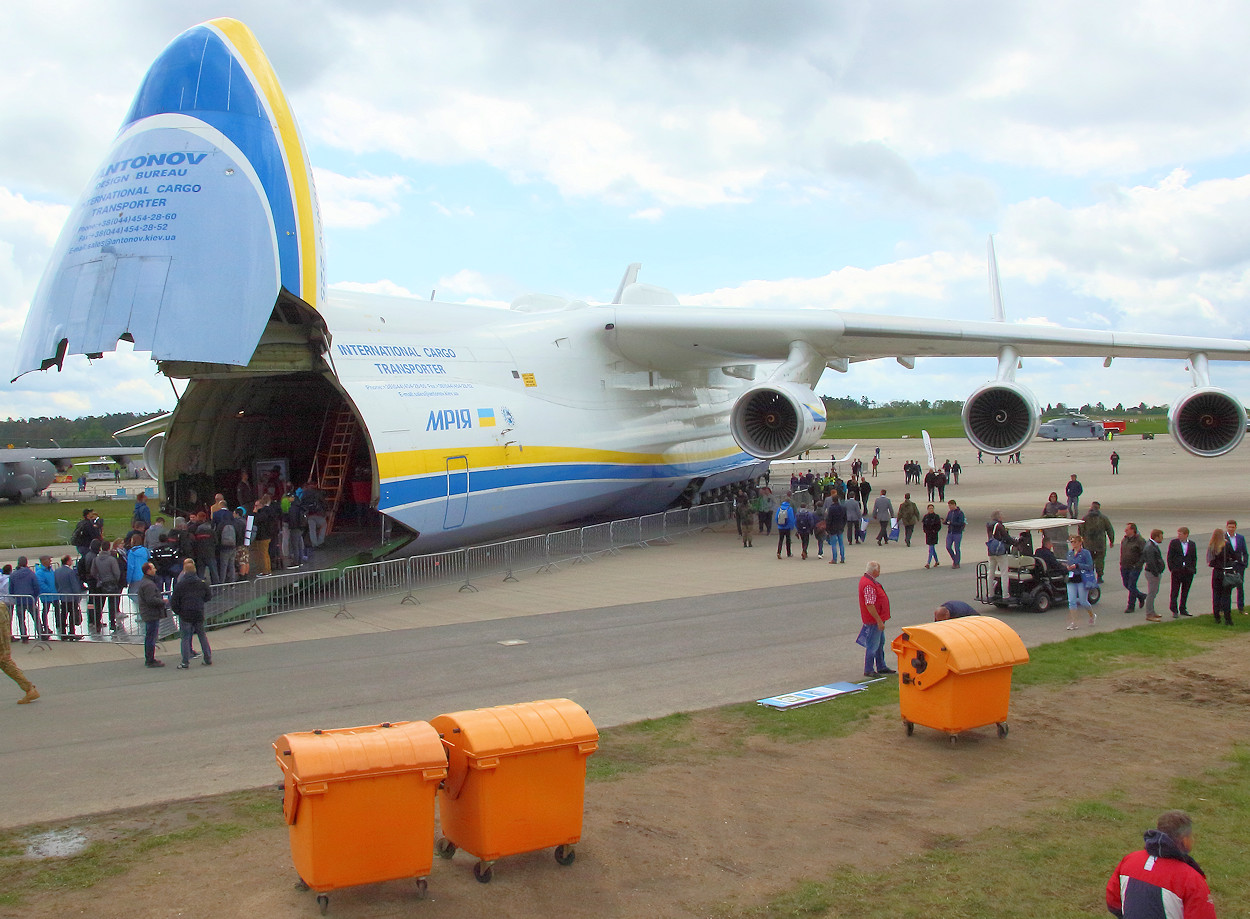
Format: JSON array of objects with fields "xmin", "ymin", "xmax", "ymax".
[{"xmin": 478, "ymin": 408, "xmax": 497, "ymax": 427}]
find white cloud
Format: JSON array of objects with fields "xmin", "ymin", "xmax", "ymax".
[
  {"xmin": 312, "ymin": 168, "xmax": 409, "ymax": 228},
  {"xmin": 330, "ymin": 279, "xmax": 418, "ymax": 298}
]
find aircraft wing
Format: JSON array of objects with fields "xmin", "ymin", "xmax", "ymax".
[
  {"xmin": 605, "ymin": 305, "xmax": 1250, "ymax": 370},
  {"xmin": 0, "ymin": 447, "xmax": 143, "ymax": 464}
]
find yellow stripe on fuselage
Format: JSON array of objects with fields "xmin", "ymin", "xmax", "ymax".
[
  {"xmin": 376, "ymin": 444, "xmax": 745, "ymax": 481},
  {"xmin": 211, "ymin": 18, "xmax": 320, "ymax": 309}
]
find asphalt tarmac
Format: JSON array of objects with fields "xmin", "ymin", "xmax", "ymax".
[{"xmin": 2, "ymin": 434, "xmax": 1245, "ymax": 830}]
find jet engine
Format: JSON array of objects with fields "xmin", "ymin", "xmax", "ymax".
[
  {"xmin": 1168, "ymin": 387, "xmax": 1247, "ymax": 457},
  {"xmin": 730, "ymin": 382, "xmax": 827, "ymax": 460},
  {"xmin": 961, "ymin": 381, "xmax": 1041, "ymax": 455}
]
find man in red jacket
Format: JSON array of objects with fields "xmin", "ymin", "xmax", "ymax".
[
  {"xmin": 1106, "ymin": 810, "xmax": 1216, "ymax": 918},
  {"xmin": 856, "ymin": 561, "xmax": 895, "ymax": 678}
]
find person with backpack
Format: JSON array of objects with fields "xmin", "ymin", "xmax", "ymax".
[
  {"xmin": 287, "ymin": 494, "xmax": 308, "ymax": 568},
  {"xmin": 89, "ymin": 539, "xmax": 122, "ymax": 633},
  {"xmin": 214, "ymin": 502, "xmax": 239, "ymax": 583},
  {"xmin": 795, "ymin": 504, "xmax": 815, "ymax": 559},
  {"xmin": 192, "ymin": 513, "xmax": 218, "ymax": 583},
  {"xmin": 70, "ymin": 509, "xmax": 103, "ymax": 557},
  {"xmin": 170, "ymin": 559, "xmax": 213, "ymax": 669},
  {"xmin": 775, "ymin": 498, "xmax": 796, "ymax": 559},
  {"xmin": 825, "ymin": 497, "xmax": 847, "ymax": 564}
]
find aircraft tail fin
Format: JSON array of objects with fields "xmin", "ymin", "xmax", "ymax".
[
  {"xmin": 13, "ymin": 18, "xmax": 324, "ymax": 380},
  {"xmin": 987, "ymin": 235, "xmax": 1006, "ymax": 322}
]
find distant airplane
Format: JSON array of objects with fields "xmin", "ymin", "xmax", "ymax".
[
  {"xmin": 1037, "ymin": 413, "xmax": 1108, "ymax": 442},
  {"xmin": 0, "ymin": 447, "xmax": 141, "ymax": 502},
  {"xmin": 11, "ymin": 19, "xmax": 1250, "ymax": 548}
]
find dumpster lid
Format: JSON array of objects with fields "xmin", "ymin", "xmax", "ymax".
[
  {"xmin": 892, "ymin": 616, "xmax": 1028, "ymax": 673},
  {"xmin": 429, "ymin": 699, "xmax": 598, "ymax": 758},
  {"xmin": 274, "ymin": 720, "xmax": 447, "ymax": 783}
]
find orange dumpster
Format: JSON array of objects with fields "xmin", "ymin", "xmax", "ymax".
[
  {"xmin": 430, "ymin": 698, "xmax": 598, "ymax": 883},
  {"xmin": 273, "ymin": 720, "xmax": 448, "ymax": 913},
  {"xmin": 891, "ymin": 616, "xmax": 1029, "ymax": 742}
]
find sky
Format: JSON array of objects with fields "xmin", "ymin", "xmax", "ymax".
[{"xmin": 4, "ymin": 0, "xmax": 1250, "ymax": 420}]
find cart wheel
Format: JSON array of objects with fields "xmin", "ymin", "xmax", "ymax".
[
  {"xmin": 473, "ymin": 861, "xmax": 493, "ymax": 884},
  {"xmin": 555, "ymin": 844, "xmax": 576, "ymax": 866},
  {"xmin": 434, "ymin": 837, "xmax": 456, "ymax": 859},
  {"xmin": 1032, "ymin": 591, "xmax": 1052, "ymax": 613},
  {"xmin": 316, "ymin": 894, "xmax": 329, "ymax": 915},
  {"xmin": 415, "ymin": 878, "xmax": 428, "ymax": 899},
  {"xmin": 997, "ymin": 722, "xmax": 1009, "ymax": 739},
  {"xmin": 904, "ymin": 720, "xmax": 914, "ymax": 736},
  {"xmin": 1088, "ymin": 586, "xmax": 1101, "ymax": 605}
]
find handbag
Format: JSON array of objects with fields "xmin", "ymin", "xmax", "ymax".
[
  {"xmin": 1223, "ymin": 569, "xmax": 1243, "ymax": 588},
  {"xmin": 1080, "ymin": 568, "xmax": 1098, "ymax": 589},
  {"xmin": 986, "ymin": 537, "xmax": 1008, "ymax": 556}
]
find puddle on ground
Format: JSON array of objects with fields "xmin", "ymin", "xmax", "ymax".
[{"xmin": 24, "ymin": 828, "xmax": 88, "ymax": 859}]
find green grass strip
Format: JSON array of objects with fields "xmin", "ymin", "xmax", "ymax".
[{"xmin": 732, "ymin": 746, "xmax": 1249, "ymax": 918}]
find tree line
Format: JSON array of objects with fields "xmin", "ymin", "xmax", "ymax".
[{"xmin": 0, "ymin": 412, "xmax": 162, "ymax": 449}]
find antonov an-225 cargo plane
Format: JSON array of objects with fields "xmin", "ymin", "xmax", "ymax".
[{"xmin": 13, "ymin": 19, "xmax": 1250, "ymax": 551}]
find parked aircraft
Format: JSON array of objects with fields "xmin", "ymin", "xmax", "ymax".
[
  {"xmin": 1037, "ymin": 414, "xmax": 1107, "ymax": 441},
  {"xmin": 11, "ymin": 19, "xmax": 1250, "ymax": 549},
  {"xmin": 0, "ymin": 447, "xmax": 140, "ymax": 502}
]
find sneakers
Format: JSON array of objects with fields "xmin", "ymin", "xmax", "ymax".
[
  {"xmin": 17, "ymin": 687, "xmax": 39, "ymax": 704},
  {"xmin": 1145, "ymin": 614, "xmax": 1162, "ymax": 622},
  {"xmin": 177, "ymin": 662, "xmax": 190, "ymax": 669},
  {"xmin": 924, "ymin": 563, "xmax": 930, "ymax": 569},
  {"xmin": 145, "ymin": 660, "xmax": 165, "ymax": 668},
  {"xmin": 1089, "ymin": 612, "xmax": 1097, "ymax": 625},
  {"xmin": 1179, "ymin": 611, "xmax": 1193, "ymax": 617},
  {"xmin": 875, "ymin": 667, "xmax": 897, "ymax": 675}
]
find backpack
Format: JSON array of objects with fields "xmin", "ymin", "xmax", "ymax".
[
  {"xmin": 776, "ymin": 506, "xmax": 792, "ymax": 528},
  {"xmin": 795, "ymin": 509, "xmax": 814, "ymax": 535},
  {"xmin": 218, "ymin": 519, "xmax": 237, "ymax": 547}
]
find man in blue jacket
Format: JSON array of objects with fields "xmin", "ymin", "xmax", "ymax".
[
  {"xmin": 775, "ymin": 499, "xmax": 796, "ymax": 559},
  {"xmin": 7, "ymin": 558, "xmax": 40, "ymax": 642}
]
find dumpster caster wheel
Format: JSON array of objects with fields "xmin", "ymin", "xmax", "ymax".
[
  {"xmin": 415, "ymin": 878, "xmax": 428, "ymax": 899},
  {"xmin": 949, "ymin": 734, "xmax": 958, "ymax": 746},
  {"xmin": 434, "ymin": 837, "xmax": 456, "ymax": 859},
  {"xmin": 294, "ymin": 878, "xmax": 310, "ymax": 892},
  {"xmin": 997, "ymin": 722, "xmax": 1008, "ymax": 739},
  {"xmin": 473, "ymin": 861, "xmax": 493, "ymax": 884},
  {"xmin": 555, "ymin": 844, "xmax": 576, "ymax": 866},
  {"xmin": 904, "ymin": 720, "xmax": 914, "ymax": 736},
  {"xmin": 316, "ymin": 894, "xmax": 329, "ymax": 915}
]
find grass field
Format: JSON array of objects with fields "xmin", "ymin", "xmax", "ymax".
[{"xmin": 0, "ymin": 502, "xmax": 76, "ymax": 549}]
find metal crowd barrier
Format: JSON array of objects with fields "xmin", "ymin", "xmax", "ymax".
[
  {"xmin": 7, "ymin": 501, "xmax": 734, "ymax": 643},
  {"xmin": 5, "ymin": 591, "xmax": 180, "ymax": 646}
]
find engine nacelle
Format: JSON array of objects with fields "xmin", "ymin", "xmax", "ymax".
[
  {"xmin": 730, "ymin": 383, "xmax": 827, "ymax": 460},
  {"xmin": 961, "ymin": 381, "xmax": 1041, "ymax": 455},
  {"xmin": 144, "ymin": 433, "xmax": 165, "ymax": 483},
  {"xmin": 1168, "ymin": 387, "xmax": 1246, "ymax": 457}
]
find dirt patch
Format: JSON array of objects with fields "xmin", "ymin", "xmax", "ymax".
[{"xmin": 7, "ymin": 636, "xmax": 1250, "ymax": 919}]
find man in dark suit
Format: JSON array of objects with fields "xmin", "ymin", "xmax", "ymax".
[
  {"xmin": 1224, "ymin": 519, "xmax": 1248, "ymax": 612},
  {"xmin": 1166, "ymin": 526, "xmax": 1197, "ymax": 617}
]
